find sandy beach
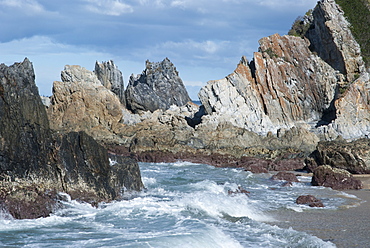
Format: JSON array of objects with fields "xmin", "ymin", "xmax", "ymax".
[{"xmin": 269, "ymin": 175, "xmax": 370, "ymax": 248}]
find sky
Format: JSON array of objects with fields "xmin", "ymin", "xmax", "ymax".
[{"xmin": 0, "ymin": 0, "xmax": 318, "ymax": 100}]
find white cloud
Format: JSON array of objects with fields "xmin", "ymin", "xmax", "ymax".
[
  {"xmin": 161, "ymin": 39, "xmax": 229, "ymax": 55},
  {"xmin": 257, "ymin": 0, "xmax": 316, "ymax": 9},
  {"xmin": 0, "ymin": 0, "xmax": 46, "ymax": 15},
  {"xmin": 84, "ymin": 0, "xmax": 133, "ymax": 16}
]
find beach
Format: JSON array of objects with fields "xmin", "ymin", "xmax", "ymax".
[{"xmin": 269, "ymin": 175, "xmax": 370, "ymax": 248}]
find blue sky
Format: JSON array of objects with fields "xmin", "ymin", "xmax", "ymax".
[{"xmin": 0, "ymin": 0, "xmax": 317, "ymax": 100}]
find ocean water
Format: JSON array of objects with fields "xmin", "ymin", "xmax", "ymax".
[{"xmin": 0, "ymin": 161, "xmax": 359, "ymax": 248}]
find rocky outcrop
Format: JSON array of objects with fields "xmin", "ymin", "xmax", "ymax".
[
  {"xmin": 296, "ymin": 195, "xmax": 324, "ymax": 208},
  {"xmin": 308, "ymin": 139, "xmax": 370, "ymax": 174},
  {"xmin": 198, "ymin": 34, "xmax": 340, "ymax": 135},
  {"xmin": 311, "ymin": 165, "xmax": 363, "ymax": 190},
  {"xmin": 0, "ymin": 58, "xmax": 54, "ymax": 181},
  {"xmin": 0, "ymin": 59, "xmax": 143, "ymax": 219},
  {"xmin": 321, "ymin": 73, "xmax": 370, "ymax": 140},
  {"xmin": 198, "ymin": 0, "xmax": 370, "ymax": 141},
  {"xmin": 125, "ymin": 58, "xmax": 192, "ymax": 113},
  {"xmin": 305, "ymin": 0, "xmax": 365, "ymax": 81},
  {"xmin": 94, "ymin": 60, "xmax": 125, "ymax": 105},
  {"xmin": 48, "ymin": 65, "xmax": 125, "ymax": 145}
]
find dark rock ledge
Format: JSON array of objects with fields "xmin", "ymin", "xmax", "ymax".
[{"xmin": 0, "ymin": 59, "xmax": 144, "ymax": 219}]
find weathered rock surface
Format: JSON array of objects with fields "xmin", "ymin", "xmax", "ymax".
[
  {"xmin": 125, "ymin": 58, "xmax": 192, "ymax": 113},
  {"xmin": 94, "ymin": 60, "xmax": 125, "ymax": 105},
  {"xmin": 48, "ymin": 65, "xmax": 125, "ymax": 145},
  {"xmin": 308, "ymin": 139, "xmax": 370, "ymax": 174},
  {"xmin": 271, "ymin": 172, "xmax": 299, "ymax": 183},
  {"xmin": 305, "ymin": 0, "xmax": 365, "ymax": 81},
  {"xmin": 296, "ymin": 195, "xmax": 325, "ymax": 208},
  {"xmin": 198, "ymin": 34, "xmax": 340, "ymax": 135},
  {"xmin": 311, "ymin": 165, "xmax": 363, "ymax": 190},
  {"xmin": 0, "ymin": 58, "xmax": 54, "ymax": 181},
  {"xmin": 0, "ymin": 59, "xmax": 143, "ymax": 219}
]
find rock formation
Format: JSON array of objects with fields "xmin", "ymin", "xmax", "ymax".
[
  {"xmin": 305, "ymin": 0, "xmax": 365, "ymax": 81},
  {"xmin": 125, "ymin": 58, "xmax": 192, "ymax": 113},
  {"xmin": 48, "ymin": 65, "xmax": 125, "ymax": 145},
  {"xmin": 94, "ymin": 60, "xmax": 125, "ymax": 105},
  {"xmin": 307, "ymin": 139, "xmax": 370, "ymax": 174},
  {"xmin": 198, "ymin": 0, "xmax": 370, "ymax": 140},
  {"xmin": 0, "ymin": 59, "xmax": 143, "ymax": 219},
  {"xmin": 311, "ymin": 165, "xmax": 363, "ymax": 190},
  {"xmin": 42, "ymin": 0, "xmax": 370, "ymax": 183}
]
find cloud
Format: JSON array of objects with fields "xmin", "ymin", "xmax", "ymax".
[
  {"xmin": 0, "ymin": 0, "xmax": 46, "ymax": 15},
  {"xmin": 257, "ymin": 0, "xmax": 316, "ymax": 10},
  {"xmin": 84, "ymin": 0, "xmax": 133, "ymax": 16}
]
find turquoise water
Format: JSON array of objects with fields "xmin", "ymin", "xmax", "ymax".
[{"xmin": 0, "ymin": 161, "xmax": 356, "ymax": 247}]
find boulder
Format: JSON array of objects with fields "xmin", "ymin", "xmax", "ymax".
[
  {"xmin": 296, "ymin": 195, "xmax": 325, "ymax": 208},
  {"xmin": 308, "ymin": 138, "xmax": 370, "ymax": 174},
  {"xmin": 0, "ymin": 59, "xmax": 144, "ymax": 219},
  {"xmin": 271, "ymin": 172, "xmax": 299, "ymax": 182},
  {"xmin": 94, "ymin": 60, "xmax": 125, "ymax": 105},
  {"xmin": 125, "ymin": 58, "xmax": 192, "ymax": 113},
  {"xmin": 311, "ymin": 165, "xmax": 363, "ymax": 190}
]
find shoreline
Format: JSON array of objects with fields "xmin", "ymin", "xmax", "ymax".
[{"xmin": 268, "ymin": 175, "xmax": 370, "ymax": 247}]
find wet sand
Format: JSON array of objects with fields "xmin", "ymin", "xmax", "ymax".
[{"xmin": 269, "ymin": 175, "xmax": 370, "ymax": 248}]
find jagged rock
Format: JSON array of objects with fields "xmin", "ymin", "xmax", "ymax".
[
  {"xmin": 48, "ymin": 65, "xmax": 125, "ymax": 145},
  {"xmin": 305, "ymin": 0, "xmax": 365, "ymax": 81},
  {"xmin": 296, "ymin": 195, "xmax": 324, "ymax": 208},
  {"xmin": 0, "ymin": 58, "xmax": 54, "ymax": 181},
  {"xmin": 327, "ymin": 74, "xmax": 370, "ymax": 139},
  {"xmin": 94, "ymin": 60, "xmax": 125, "ymax": 105},
  {"xmin": 0, "ymin": 59, "xmax": 143, "ymax": 219},
  {"xmin": 308, "ymin": 139, "xmax": 370, "ymax": 174},
  {"xmin": 271, "ymin": 172, "xmax": 299, "ymax": 182},
  {"xmin": 125, "ymin": 58, "xmax": 192, "ymax": 113},
  {"xmin": 198, "ymin": 34, "xmax": 340, "ymax": 135},
  {"xmin": 311, "ymin": 165, "xmax": 363, "ymax": 190}
]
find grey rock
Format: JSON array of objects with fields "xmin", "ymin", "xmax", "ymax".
[
  {"xmin": 125, "ymin": 58, "xmax": 192, "ymax": 113},
  {"xmin": 61, "ymin": 65, "xmax": 101, "ymax": 85},
  {"xmin": 95, "ymin": 60, "xmax": 126, "ymax": 105},
  {"xmin": 305, "ymin": 0, "xmax": 365, "ymax": 81}
]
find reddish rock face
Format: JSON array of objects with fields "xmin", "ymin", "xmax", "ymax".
[
  {"xmin": 311, "ymin": 165, "xmax": 363, "ymax": 190},
  {"xmin": 271, "ymin": 172, "xmax": 299, "ymax": 183},
  {"xmin": 296, "ymin": 195, "xmax": 324, "ymax": 208}
]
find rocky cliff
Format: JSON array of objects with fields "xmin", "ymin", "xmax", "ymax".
[
  {"xmin": 0, "ymin": 59, "xmax": 143, "ymax": 219},
  {"xmin": 125, "ymin": 58, "xmax": 192, "ymax": 113},
  {"xmin": 198, "ymin": 0, "xmax": 370, "ymax": 140}
]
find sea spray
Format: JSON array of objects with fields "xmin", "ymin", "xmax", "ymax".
[{"xmin": 0, "ymin": 162, "xmax": 347, "ymax": 247}]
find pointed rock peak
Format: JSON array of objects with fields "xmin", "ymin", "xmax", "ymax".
[
  {"xmin": 94, "ymin": 59, "xmax": 125, "ymax": 104},
  {"xmin": 125, "ymin": 58, "xmax": 191, "ymax": 113},
  {"xmin": 239, "ymin": 56, "xmax": 248, "ymax": 66}
]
